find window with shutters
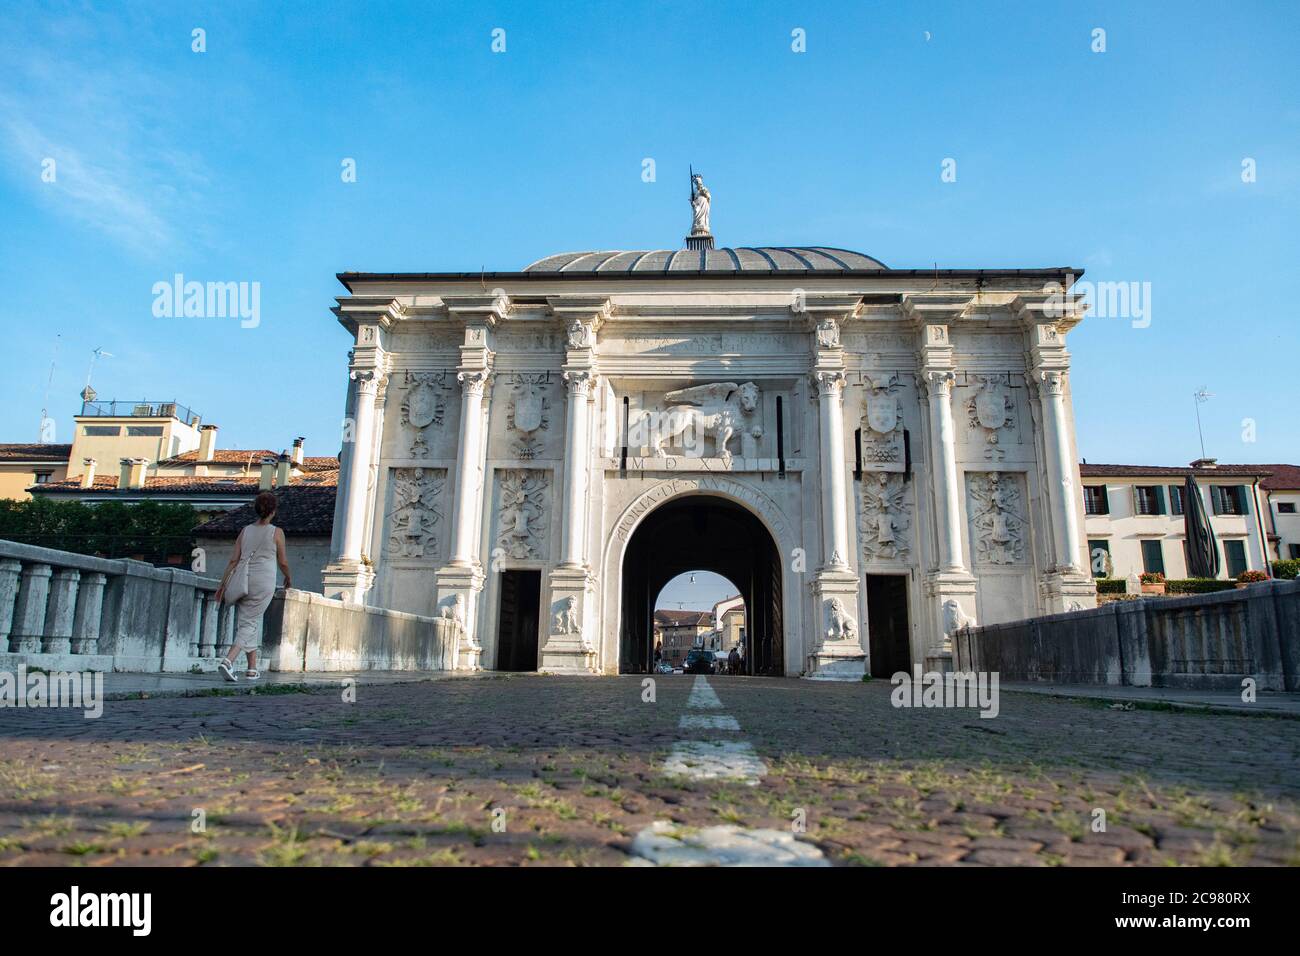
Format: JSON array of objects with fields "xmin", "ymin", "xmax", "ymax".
[
  {"xmin": 1212, "ymin": 485, "xmax": 1249, "ymax": 516},
  {"xmin": 1134, "ymin": 485, "xmax": 1165, "ymax": 515},
  {"xmin": 1087, "ymin": 539, "xmax": 1111, "ymax": 578},
  {"xmin": 1140, "ymin": 539, "xmax": 1165, "ymax": 575},
  {"xmin": 1224, "ymin": 539, "xmax": 1248, "ymax": 578},
  {"xmin": 1168, "ymin": 485, "xmax": 1184, "ymax": 515},
  {"xmin": 1083, "ymin": 485, "xmax": 1110, "ymax": 515}
]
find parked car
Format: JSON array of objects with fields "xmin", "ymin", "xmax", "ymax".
[{"xmin": 684, "ymin": 649, "xmax": 716, "ymax": 674}]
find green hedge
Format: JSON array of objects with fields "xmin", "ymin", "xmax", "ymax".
[
  {"xmin": 1272, "ymin": 559, "xmax": 1300, "ymax": 580},
  {"xmin": 1097, "ymin": 577, "xmax": 1240, "ymax": 596},
  {"xmin": 0, "ymin": 498, "xmax": 198, "ymax": 564},
  {"xmin": 1166, "ymin": 578, "xmax": 1239, "ymax": 594}
]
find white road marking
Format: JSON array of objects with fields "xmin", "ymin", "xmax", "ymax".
[
  {"xmin": 662, "ymin": 740, "xmax": 767, "ymax": 784},
  {"xmin": 678, "ymin": 713, "xmax": 740, "ymax": 730},
  {"xmin": 629, "ymin": 822, "xmax": 828, "ymax": 867},
  {"xmin": 686, "ymin": 675, "xmax": 723, "ymax": 709}
]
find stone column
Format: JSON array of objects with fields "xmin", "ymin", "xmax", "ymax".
[
  {"xmin": 71, "ymin": 571, "xmax": 107, "ymax": 655},
  {"xmin": 560, "ymin": 370, "xmax": 594, "ymax": 568},
  {"xmin": 448, "ymin": 369, "xmax": 490, "ymax": 567},
  {"xmin": 0, "ymin": 559, "xmax": 21, "ymax": 652},
  {"xmin": 10, "ymin": 563, "xmax": 51, "ymax": 654},
  {"xmin": 1038, "ymin": 370, "xmax": 1083, "ymax": 571},
  {"xmin": 338, "ymin": 367, "xmax": 381, "ymax": 564},
  {"xmin": 42, "ymin": 567, "xmax": 79, "ymax": 656},
  {"xmin": 815, "ymin": 370, "xmax": 851, "ymax": 570},
  {"xmin": 322, "ymin": 360, "xmax": 384, "ymax": 603},
  {"xmin": 925, "ymin": 370, "xmax": 966, "ymax": 573},
  {"xmin": 541, "ymin": 295, "xmax": 608, "ymax": 675}
]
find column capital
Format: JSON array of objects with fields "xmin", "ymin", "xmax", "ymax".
[
  {"xmin": 922, "ymin": 369, "xmax": 956, "ymax": 397},
  {"xmin": 562, "ymin": 369, "xmax": 597, "ymax": 396},
  {"xmin": 457, "ymin": 368, "xmax": 491, "ymax": 395},
  {"xmin": 813, "ymin": 369, "xmax": 846, "ymax": 398},
  {"xmin": 1037, "ymin": 369, "xmax": 1067, "ymax": 396},
  {"xmin": 350, "ymin": 367, "xmax": 383, "ymax": 393}
]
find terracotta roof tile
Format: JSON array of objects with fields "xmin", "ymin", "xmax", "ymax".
[
  {"xmin": 653, "ymin": 609, "xmax": 713, "ymax": 627},
  {"xmin": 1079, "ymin": 462, "xmax": 1274, "ymax": 480},
  {"xmin": 194, "ymin": 485, "xmax": 336, "ymax": 536},
  {"xmin": 0, "ymin": 443, "xmax": 71, "ymax": 462},
  {"xmin": 32, "ymin": 470, "xmax": 338, "ymax": 495}
]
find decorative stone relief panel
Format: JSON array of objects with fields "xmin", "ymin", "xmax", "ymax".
[
  {"xmin": 964, "ymin": 374, "xmax": 1016, "ymax": 462},
  {"xmin": 495, "ymin": 468, "xmax": 550, "ymax": 560},
  {"xmin": 859, "ymin": 373, "xmax": 906, "ymax": 470},
  {"xmin": 966, "ymin": 471, "xmax": 1027, "ymax": 566},
  {"xmin": 629, "ymin": 382, "xmax": 761, "ymax": 463},
  {"xmin": 858, "ymin": 472, "xmax": 912, "ymax": 562},
  {"xmin": 504, "ymin": 373, "xmax": 554, "ymax": 460},
  {"xmin": 385, "ymin": 467, "xmax": 448, "ymax": 559},
  {"xmin": 398, "ymin": 370, "xmax": 451, "ymax": 458}
]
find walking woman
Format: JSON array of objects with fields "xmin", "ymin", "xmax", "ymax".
[{"xmin": 214, "ymin": 491, "xmax": 292, "ymax": 682}]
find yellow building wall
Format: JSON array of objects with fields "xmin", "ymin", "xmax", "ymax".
[{"xmin": 0, "ymin": 463, "xmax": 69, "ymax": 500}]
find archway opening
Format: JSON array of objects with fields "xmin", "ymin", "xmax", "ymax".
[
  {"xmin": 652, "ymin": 572, "xmax": 746, "ymax": 674},
  {"xmin": 620, "ymin": 495, "xmax": 783, "ymax": 676}
]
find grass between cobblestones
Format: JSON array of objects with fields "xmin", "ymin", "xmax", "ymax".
[{"xmin": 0, "ymin": 675, "xmax": 1296, "ymax": 867}]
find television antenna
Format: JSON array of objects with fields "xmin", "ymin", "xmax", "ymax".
[
  {"xmin": 1192, "ymin": 386, "xmax": 1213, "ymax": 459},
  {"xmin": 81, "ymin": 347, "xmax": 113, "ymax": 404}
]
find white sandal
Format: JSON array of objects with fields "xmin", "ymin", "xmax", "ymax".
[
  {"xmin": 245, "ymin": 670, "xmax": 260, "ymax": 681},
  {"xmin": 217, "ymin": 660, "xmax": 238, "ymax": 682}
]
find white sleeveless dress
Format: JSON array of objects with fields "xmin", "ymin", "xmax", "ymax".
[{"xmin": 234, "ymin": 522, "xmax": 279, "ymax": 649}]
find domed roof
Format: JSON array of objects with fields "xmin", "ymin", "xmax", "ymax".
[{"xmin": 523, "ymin": 247, "xmax": 888, "ymax": 274}]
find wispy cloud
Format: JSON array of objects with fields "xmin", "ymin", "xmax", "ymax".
[{"xmin": 0, "ymin": 6, "xmax": 212, "ymax": 256}]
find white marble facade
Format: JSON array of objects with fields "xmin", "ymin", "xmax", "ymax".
[{"xmin": 321, "ymin": 248, "xmax": 1096, "ymax": 678}]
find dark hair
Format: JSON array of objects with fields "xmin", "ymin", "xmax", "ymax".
[{"xmin": 254, "ymin": 491, "xmax": 278, "ymax": 519}]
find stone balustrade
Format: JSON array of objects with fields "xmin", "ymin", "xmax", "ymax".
[
  {"xmin": 954, "ymin": 579, "xmax": 1300, "ymax": 691},
  {"xmin": 0, "ymin": 539, "xmax": 461, "ymax": 674}
]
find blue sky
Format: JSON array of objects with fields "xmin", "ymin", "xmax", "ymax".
[{"xmin": 1, "ymin": 0, "xmax": 1296, "ymax": 475}]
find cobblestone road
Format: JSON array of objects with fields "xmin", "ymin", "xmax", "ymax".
[{"xmin": 1, "ymin": 675, "xmax": 1297, "ymax": 866}]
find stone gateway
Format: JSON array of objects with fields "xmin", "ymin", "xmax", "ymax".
[{"xmin": 321, "ymin": 197, "xmax": 1095, "ymax": 678}]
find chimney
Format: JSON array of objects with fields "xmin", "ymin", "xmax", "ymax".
[
  {"xmin": 291, "ymin": 436, "xmax": 305, "ymax": 466},
  {"xmin": 80, "ymin": 458, "xmax": 96, "ymax": 489},
  {"xmin": 198, "ymin": 424, "xmax": 218, "ymax": 460},
  {"xmin": 259, "ymin": 456, "xmax": 276, "ymax": 491},
  {"xmin": 275, "ymin": 452, "xmax": 292, "ymax": 488},
  {"xmin": 119, "ymin": 457, "xmax": 147, "ymax": 490},
  {"xmin": 1190, "ymin": 458, "xmax": 1218, "ymax": 470}
]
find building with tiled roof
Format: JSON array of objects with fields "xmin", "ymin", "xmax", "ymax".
[
  {"xmin": 1078, "ymin": 459, "xmax": 1294, "ymax": 579},
  {"xmin": 652, "ymin": 609, "xmax": 714, "ymax": 667},
  {"xmin": 0, "ymin": 443, "xmax": 72, "ymax": 500},
  {"xmin": 194, "ymin": 485, "xmax": 338, "ymax": 592}
]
